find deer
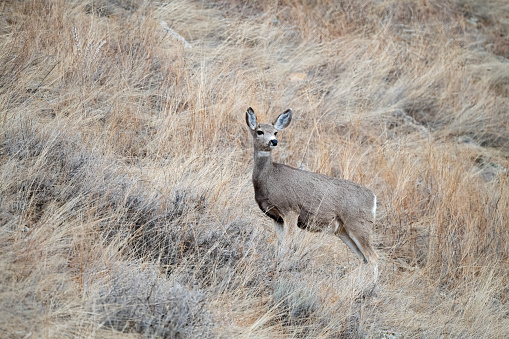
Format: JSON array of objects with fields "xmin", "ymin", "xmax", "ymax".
[{"xmin": 245, "ymin": 107, "xmax": 379, "ymax": 281}]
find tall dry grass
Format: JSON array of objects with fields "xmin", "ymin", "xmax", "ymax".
[{"xmin": 1, "ymin": 0, "xmax": 509, "ymax": 337}]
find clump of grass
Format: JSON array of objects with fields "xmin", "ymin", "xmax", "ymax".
[{"xmin": 272, "ymin": 279, "xmax": 320, "ymax": 331}]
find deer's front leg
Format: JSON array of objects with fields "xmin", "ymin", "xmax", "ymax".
[
  {"xmin": 281, "ymin": 211, "xmax": 299, "ymax": 256},
  {"xmin": 274, "ymin": 221, "xmax": 285, "ymax": 258}
]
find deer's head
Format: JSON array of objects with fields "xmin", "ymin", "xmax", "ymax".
[{"xmin": 245, "ymin": 107, "xmax": 292, "ymax": 153}]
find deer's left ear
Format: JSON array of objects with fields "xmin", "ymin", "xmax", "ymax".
[
  {"xmin": 274, "ymin": 108, "xmax": 292, "ymax": 130},
  {"xmin": 246, "ymin": 107, "xmax": 257, "ymax": 131}
]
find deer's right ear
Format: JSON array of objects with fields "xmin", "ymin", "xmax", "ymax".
[{"xmin": 246, "ymin": 107, "xmax": 257, "ymax": 131}]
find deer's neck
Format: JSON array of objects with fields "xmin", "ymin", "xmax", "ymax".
[{"xmin": 252, "ymin": 150, "xmax": 273, "ymax": 185}]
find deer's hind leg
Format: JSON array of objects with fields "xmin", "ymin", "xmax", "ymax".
[
  {"xmin": 336, "ymin": 218, "xmax": 379, "ymax": 287},
  {"xmin": 335, "ymin": 219, "xmax": 378, "ymax": 264},
  {"xmin": 343, "ymin": 219, "xmax": 379, "ymax": 283},
  {"xmin": 335, "ymin": 220, "xmax": 365, "ymax": 261}
]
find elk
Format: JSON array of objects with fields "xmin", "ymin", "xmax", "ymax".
[{"xmin": 245, "ymin": 107, "xmax": 378, "ymax": 276}]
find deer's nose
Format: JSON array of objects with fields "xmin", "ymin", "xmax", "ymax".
[{"xmin": 270, "ymin": 139, "xmax": 278, "ymax": 146}]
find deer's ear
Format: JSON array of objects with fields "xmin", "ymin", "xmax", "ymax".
[
  {"xmin": 246, "ymin": 107, "xmax": 257, "ymax": 130},
  {"xmin": 274, "ymin": 108, "xmax": 292, "ymax": 130}
]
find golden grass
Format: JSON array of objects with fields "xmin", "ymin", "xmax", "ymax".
[{"xmin": 1, "ymin": 0, "xmax": 509, "ymax": 337}]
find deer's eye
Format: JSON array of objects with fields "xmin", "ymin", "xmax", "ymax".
[
  {"xmin": 274, "ymin": 132, "xmax": 278, "ymax": 136},
  {"xmin": 257, "ymin": 130, "xmax": 264, "ymax": 135}
]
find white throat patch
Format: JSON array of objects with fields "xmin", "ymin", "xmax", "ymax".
[{"xmin": 256, "ymin": 151, "xmax": 271, "ymax": 157}]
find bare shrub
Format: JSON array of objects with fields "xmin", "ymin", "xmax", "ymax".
[{"xmin": 90, "ymin": 263, "xmax": 214, "ymax": 338}]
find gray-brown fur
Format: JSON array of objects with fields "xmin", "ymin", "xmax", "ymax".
[{"xmin": 245, "ymin": 107, "xmax": 378, "ymax": 267}]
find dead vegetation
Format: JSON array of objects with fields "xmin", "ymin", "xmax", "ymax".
[{"xmin": 1, "ymin": 0, "xmax": 509, "ymax": 337}]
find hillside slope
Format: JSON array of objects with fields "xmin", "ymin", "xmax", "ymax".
[{"xmin": 1, "ymin": 0, "xmax": 508, "ymax": 337}]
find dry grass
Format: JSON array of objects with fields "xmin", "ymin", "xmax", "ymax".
[{"xmin": 1, "ymin": 0, "xmax": 509, "ymax": 337}]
